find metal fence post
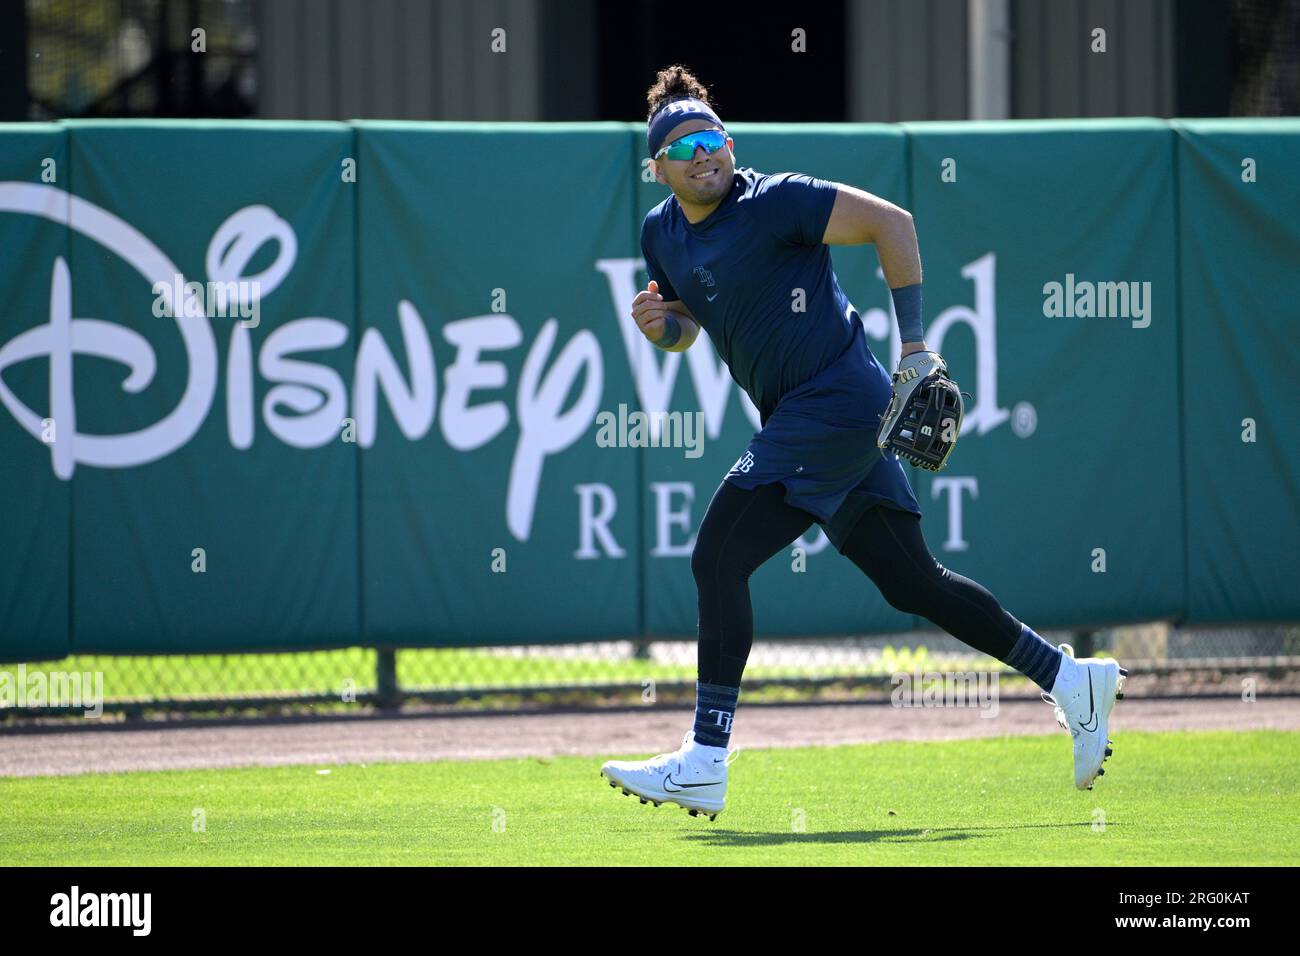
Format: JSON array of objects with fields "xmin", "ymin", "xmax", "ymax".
[{"xmin": 376, "ymin": 649, "xmax": 400, "ymax": 708}]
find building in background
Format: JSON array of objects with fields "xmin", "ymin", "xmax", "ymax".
[
  {"xmin": 1, "ymin": 0, "xmax": 1295, "ymax": 122},
  {"xmin": 10, "ymin": 0, "xmax": 257, "ymax": 119}
]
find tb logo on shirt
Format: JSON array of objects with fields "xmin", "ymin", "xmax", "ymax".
[{"xmin": 691, "ymin": 265, "xmax": 722, "ymax": 303}]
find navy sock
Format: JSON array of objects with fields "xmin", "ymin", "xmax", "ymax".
[
  {"xmin": 1005, "ymin": 625, "xmax": 1064, "ymax": 692},
  {"xmin": 692, "ymin": 681, "xmax": 739, "ymax": 748}
]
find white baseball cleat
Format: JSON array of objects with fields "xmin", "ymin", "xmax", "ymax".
[
  {"xmin": 1043, "ymin": 643, "xmax": 1128, "ymax": 791},
  {"xmin": 600, "ymin": 731, "xmax": 738, "ymax": 820}
]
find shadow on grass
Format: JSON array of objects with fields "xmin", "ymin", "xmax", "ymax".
[{"xmin": 685, "ymin": 821, "xmax": 1104, "ymax": 847}]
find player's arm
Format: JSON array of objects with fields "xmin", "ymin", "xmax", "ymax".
[
  {"xmin": 822, "ymin": 184, "xmax": 928, "ymax": 356},
  {"xmin": 821, "ymin": 185, "xmax": 920, "ymax": 285},
  {"xmin": 631, "ymin": 280, "xmax": 701, "ymax": 352}
]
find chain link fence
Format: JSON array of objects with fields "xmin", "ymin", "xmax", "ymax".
[{"xmin": 4, "ymin": 623, "xmax": 1298, "ymax": 721}]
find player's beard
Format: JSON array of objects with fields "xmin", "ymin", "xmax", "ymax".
[{"xmin": 686, "ymin": 166, "xmax": 730, "ymax": 204}]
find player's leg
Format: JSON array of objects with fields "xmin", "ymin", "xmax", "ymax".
[
  {"xmin": 839, "ymin": 505, "xmax": 1126, "ymax": 789},
  {"xmin": 840, "ymin": 505, "xmax": 1031, "ymax": 666},
  {"xmin": 690, "ymin": 479, "xmax": 814, "ymax": 740},
  {"xmin": 601, "ymin": 480, "xmax": 813, "ymax": 816}
]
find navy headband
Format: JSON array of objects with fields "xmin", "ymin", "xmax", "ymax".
[{"xmin": 647, "ymin": 97, "xmax": 725, "ymax": 158}]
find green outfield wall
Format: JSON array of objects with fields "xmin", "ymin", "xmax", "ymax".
[{"xmin": 1, "ymin": 118, "xmax": 1296, "ymax": 659}]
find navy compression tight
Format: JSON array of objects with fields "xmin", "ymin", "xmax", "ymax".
[{"xmin": 691, "ymin": 480, "xmax": 1026, "ymax": 687}]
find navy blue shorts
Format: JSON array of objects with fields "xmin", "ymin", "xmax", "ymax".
[{"xmin": 724, "ymin": 323, "xmax": 920, "ymax": 552}]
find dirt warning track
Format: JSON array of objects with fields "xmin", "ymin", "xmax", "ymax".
[{"xmin": 1, "ymin": 696, "xmax": 1297, "ymax": 778}]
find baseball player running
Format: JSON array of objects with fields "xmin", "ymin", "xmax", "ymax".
[{"xmin": 600, "ymin": 67, "xmax": 1126, "ymax": 820}]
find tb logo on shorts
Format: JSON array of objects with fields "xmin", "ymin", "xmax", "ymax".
[{"xmin": 730, "ymin": 451, "xmax": 755, "ymax": 474}]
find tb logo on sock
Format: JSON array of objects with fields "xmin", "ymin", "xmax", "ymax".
[{"xmin": 708, "ymin": 709, "xmax": 734, "ymax": 733}]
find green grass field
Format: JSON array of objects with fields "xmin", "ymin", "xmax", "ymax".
[{"xmin": 2, "ymin": 730, "xmax": 1296, "ymax": 866}]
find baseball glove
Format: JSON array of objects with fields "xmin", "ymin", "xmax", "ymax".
[{"xmin": 876, "ymin": 350, "xmax": 965, "ymax": 472}]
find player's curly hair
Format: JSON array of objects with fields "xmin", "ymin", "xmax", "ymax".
[{"xmin": 646, "ymin": 65, "xmax": 715, "ymax": 120}]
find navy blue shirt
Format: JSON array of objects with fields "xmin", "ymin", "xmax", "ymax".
[{"xmin": 640, "ymin": 167, "xmax": 866, "ymax": 424}]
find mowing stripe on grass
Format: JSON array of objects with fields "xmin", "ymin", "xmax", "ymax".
[{"xmin": 1, "ymin": 731, "xmax": 1295, "ymax": 866}]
